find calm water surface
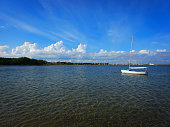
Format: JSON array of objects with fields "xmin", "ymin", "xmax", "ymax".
[{"xmin": 0, "ymin": 65, "xmax": 170, "ymax": 126}]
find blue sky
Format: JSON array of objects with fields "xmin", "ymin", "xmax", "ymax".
[{"xmin": 0, "ymin": 0, "xmax": 170, "ymax": 63}]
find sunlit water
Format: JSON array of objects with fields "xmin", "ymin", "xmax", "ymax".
[{"xmin": 0, "ymin": 65, "xmax": 169, "ymax": 127}]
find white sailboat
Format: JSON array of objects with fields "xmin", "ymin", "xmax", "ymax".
[{"xmin": 121, "ymin": 36, "xmax": 148, "ymax": 75}]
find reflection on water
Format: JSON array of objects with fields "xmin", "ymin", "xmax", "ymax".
[{"xmin": 0, "ymin": 65, "xmax": 170, "ymax": 126}]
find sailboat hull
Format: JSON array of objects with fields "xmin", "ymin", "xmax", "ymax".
[{"xmin": 121, "ymin": 70, "xmax": 147, "ymax": 75}]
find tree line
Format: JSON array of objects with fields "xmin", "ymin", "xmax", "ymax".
[
  {"xmin": 0, "ymin": 57, "xmax": 109, "ymax": 65},
  {"xmin": 0, "ymin": 57, "xmax": 48, "ymax": 65}
]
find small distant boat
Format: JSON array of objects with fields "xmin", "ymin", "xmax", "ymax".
[
  {"xmin": 121, "ymin": 36, "xmax": 148, "ymax": 75},
  {"xmin": 149, "ymin": 63, "xmax": 154, "ymax": 65}
]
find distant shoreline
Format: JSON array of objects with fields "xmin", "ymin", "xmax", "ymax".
[
  {"xmin": 0, "ymin": 64, "xmax": 170, "ymax": 66},
  {"xmin": 0, "ymin": 57, "xmax": 109, "ymax": 66},
  {"xmin": 0, "ymin": 57, "xmax": 170, "ymax": 66}
]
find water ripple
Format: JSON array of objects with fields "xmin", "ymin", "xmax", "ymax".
[{"xmin": 0, "ymin": 65, "xmax": 169, "ymax": 126}]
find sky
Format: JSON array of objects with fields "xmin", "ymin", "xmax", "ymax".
[{"xmin": 0, "ymin": 0, "xmax": 170, "ymax": 64}]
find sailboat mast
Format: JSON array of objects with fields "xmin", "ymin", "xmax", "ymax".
[{"xmin": 129, "ymin": 35, "xmax": 133, "ymax": 69}]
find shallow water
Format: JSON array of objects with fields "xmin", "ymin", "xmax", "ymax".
[{"xmin": 0, "ymin": 65, "xmax": 169, "ymax": 126}]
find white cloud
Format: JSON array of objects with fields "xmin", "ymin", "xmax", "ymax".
[
  {"xmin": 99, "ymin": 49, "xmax": 107, "ymax": 54},
  {"xmin": 156, "ymin": 49, "xmax": 166, "ymax": 52},
  {"xmin": 43, "ymin": 41, "xmax": 66, "ymax": 53},
  {"xmin": 7, "ymin": 41, "xmax": 87, "ymax": 59},
  {"xmin": 0, "ymin": 45, "xmax": 9, "ymax": 52},
  {"xmin": 139, "ymin": 50, "xmax": 150, "ymax": 54},
  {"xmin": 0, "ymin": 41, "xmax": 169, "ymax": 64},
  {"xmin": 130, "ymin": 50, "xmax": 135, "ymax": 53},
  {"xmin": 116, "ymin": 51, "xmax": 126, "ymax": 53},
  {"xmin": 73, "ymin": 43, "xmax": 86, "ymax": 53},
  {"xmin": 0, "ymin": 45, "xmax": 9, "ymax": 56},
  {"xmin": 11, "ymin": 42, "xmax": 38, "ymax": 56}
]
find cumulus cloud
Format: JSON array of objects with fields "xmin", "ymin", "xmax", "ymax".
[
  {"xmin": 130, "ymin": 50, "xmax": 135, "ymax": 53},
  {"xmin": 139, "ymin": 50, "xmax": 150, "ymax": 54},
  {"xmin": 156, "ymin": 49, "xmax": 166, "ymax": 52},
  {"xmin": 72, "ymin": 43, "xmax": 86, "ymax": 53},
  {"xmin": 0, "ymin": 45, "xmax": 9, "ymax": 56},
  {"xmin": 0, "ymin": 41, "xmax": 169, "ymax": 64},
  {"xmin": 116, "ymin": 51, "xmax": 126, "ymax": 53},
  {"xmin": 2, "ymin": 41, "xmax": 87, "ymax": 59},
  {"xmin": 0, "ymin": 45, "xmax": 9, "ymax": 52},
  {"xmin": 12, "ymin": 42, "xmax": 37, "ymax": 55},
  {"xmin": 43, "ymin": 41, "xmax": 66, "ymax": 53},
  {"xmin": 99, "ymin": 49, "xmax": 107, "ymax": 54}
]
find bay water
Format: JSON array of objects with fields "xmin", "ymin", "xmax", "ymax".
[{"xmin": 0, "ymin": 65, "xmax": 169, "ymax": 126}]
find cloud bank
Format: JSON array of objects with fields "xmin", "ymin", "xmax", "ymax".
[{"xmin": 0, "ymin": 41, "xmax": 169, "ymax": 64}]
